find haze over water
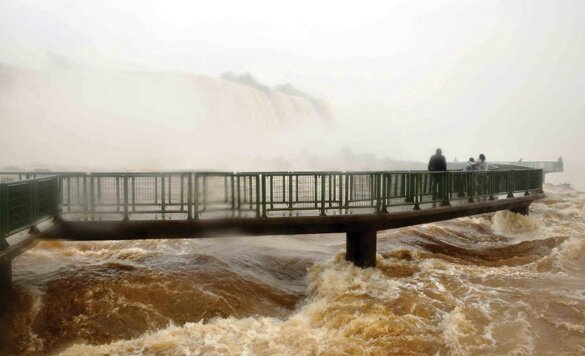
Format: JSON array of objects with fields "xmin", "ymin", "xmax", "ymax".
[{"xmin": 1, "ymin": 0, "xmax": 585, "ymax": 354}]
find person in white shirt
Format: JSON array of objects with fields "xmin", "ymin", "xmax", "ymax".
[{"xmin": 472, "ymin": 154, "xmax": 488, "ymax": 195}]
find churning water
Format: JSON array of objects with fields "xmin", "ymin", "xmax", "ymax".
[{"xmin": 1, "ymin": 184, "xmax": 584, "ymax": 355}]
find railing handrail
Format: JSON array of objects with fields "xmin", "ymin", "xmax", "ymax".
[{"xmin": 0, "ymin": 167, "xmax": 544, "ymax": 175}]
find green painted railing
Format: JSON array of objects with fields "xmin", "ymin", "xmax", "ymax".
[
  {"xmin": 486, "ymin": 159, "xmax": 563, "ymax": 173},
  {"xmin": 0, "ymin": 176, "xmax": 59, "ymax": 249},
  {"xmin": 0, "ymin": 169, "xmax": 544, "ymax": 223}
]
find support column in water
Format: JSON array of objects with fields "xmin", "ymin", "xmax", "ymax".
[
  {"xmin": 0, "ymin": 259, "xmax": 12, "ymax": 292},
  {"xmin": 346, "ymin": 229, "xmax": 377, "ymax": 268},
  {"xmin": 510, "ymin": 205, "xmax": 529, "ymax": 216}
]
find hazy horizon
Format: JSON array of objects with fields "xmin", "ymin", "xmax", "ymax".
[{"xmin": 1, "ymin": 0, "xmax": 584, "ymax": 187}]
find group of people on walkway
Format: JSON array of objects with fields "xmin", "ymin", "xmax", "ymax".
[
  {"xmin": 427, "ymin": 148, "xmax": 487, "ymax": 172},
  {"xmin": 464, "ymin": 154, "xmax": 487, "ymax": 171},
  {"xmin": 427, "ymin": 148, "xmax": 489, "ymax": 201}
]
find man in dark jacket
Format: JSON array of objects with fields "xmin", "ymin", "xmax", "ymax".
[
  {"xmin": 428, "ymin": 148, "xmax": 447, "ymax": 172},
  {"xmin": 428, "ymin": 148, "xmax": 447, "ymax": 204}
]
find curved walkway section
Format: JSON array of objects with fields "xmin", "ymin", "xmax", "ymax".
[{"xmin": 1, "ymin": 168, "xmax": 544, "ymax": 270}]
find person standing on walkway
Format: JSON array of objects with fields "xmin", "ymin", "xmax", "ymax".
[
  {"xmin": 472, "ymin": 154, "xmax": 487, "ymax": 171},
  {"xmin": 428, "ymin": 148, "xmax": 447, "ymax": 204},
  {"xmin": 473, "ymin": 154, "xmax": 488, "ymax": 195},
  {"xmin": 465, "ymin": 157, "xmax": 475, "ymax": 171},
  {"xmin": 428, "ymin": 148, "xmax": 447, "ymax": 172}
]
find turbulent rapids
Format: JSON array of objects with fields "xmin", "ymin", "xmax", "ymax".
[{"xmin": 2, "ymin": 184, "xmax": 584, "ymax": 355}]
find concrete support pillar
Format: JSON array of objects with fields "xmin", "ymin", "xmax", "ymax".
[
  {"xmin": 510, "ymin": 205, "xmax": 529, "ymax": 216},
  {"xmin": 0, "ymin": 259, "xmax": 12, "ymax": 292},
  {"xmin": 346, "ymin": 229, "xmax": 377, "ymax": 268}
]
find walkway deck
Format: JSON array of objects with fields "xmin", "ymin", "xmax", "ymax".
[
  {"xmin": 0, "ymin": 167, "xmax": 547, "ymax": 272},
  {"xmin": 43, "ymin": 195, "xmax": 538, "ymax": 241}
]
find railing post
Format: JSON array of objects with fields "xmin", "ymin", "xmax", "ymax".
[
  {"xmin": 328, "ymin": 174, "xmax": 333, "ymax": 208},
  {"xmin": 231, "ymin": 174, "xmax": 236, "ymax": 217},
  {"xmin": 489, "ymin": 171, "xmax": 495, "ymax": 200},
  {"xmin": 236, "ymin": 174, "xmax": 241, "ymax": 217},
  {"xmin": 161, "ymin": 175, "xmax": 166, "ymax": 219},
  {"xmin": 0, "ymin": 184, "xmax": 9, "ymax": 250},
  {"xmin": 261, "ymin": 174, "xmax": 267, "ymax": 218},
  {"xmin": 295, "ymin": 174, "xmax": 299, "ymax": 204},
  {"xmin": 97, "ymin": 176, "xmax": 101, "ymax": 204},
  {"xmin": 413, "ymin": 173, "xmax": 421, "ymax": 210},
  {"xmin": 224, "ymin": 176, "xmax": 228, "ymax": 203},
  {"xmin": 180, "ymin": 174, "xmax": 185, "ymax": 212},
  {"xmin": 343, "ymin": 172, "xmax": 349, "ymax": 213},
  {"xmin": 255, "ymin": 174, "xmax": 261, "ymax": 218},
  {"xmin": 441, "ymin": 172, "xmax": 451, "ymax": 206},
  {"xmin": 507, "ymin": 170, "xmax": 514, "ymax": 198},
  {"xmin": 169, "ymin": 175, "xmax": 172, "ymax": 207},
  {"xmin": 201, "ymin": 175, "xmax": 206, "ymax": 213},
  {"xmin": 370, "ymin": 174, "xmax": 375, "ymax": 208},
  {"xmin": 194, "ymin": 174, "xmax": 199, "ymax": 219},
  {"xmin": 30, "ymin": 179, "xmax": 39, "ymax": 233},
  {"xmin": 282, "ymin": 175, "xmax": 286, "ymax": 204},
  {"xmin": 123, "ymin": 175, "xmax": 129, "ymax": 221},
  {"xmin": 154, "ymin": 176, "xmax": 158, "ymax": 205},
  {"xmin": 380, "ymin": 174, "xmax": 388, "ymax": 213},
  {"xmin": 320, "ymin": 174, "xmax": 326, "ymax": 216},
  {"xmin": 314, "ymin": 174, "xmax": 318, "ymax": 209},
  {"xmin": 132, "ymin": 177, "xmax": 136, "ymax": 213},
  {"xmin": 66, "ymin": 176, "xmax": 71, "ymax": 213},
  {"xmin": 338, "ymin": 173, "xmax": 343, "ymax": 214},
  {"xmin": 456, "ymin": 173, "xmax": 464, "ymax": 197},
  {"xmin": 84, "ymin": 175, "xmax": 89, "ymax": 219},
  {"xmin": 449, "ymin": 172, "xmax": 453, "ymax": 202},
  {"xmin": 468, "ymin": 172, "xmax": 474, "ymax": 203},
  {"xmin": 89, "ymin": 175, "xmax": 95, "ymax": 220},
  {"xmin": 406, "ymin": 173, "xmax": 414, "ymax": 203},
  {"xmin": 54, "ymin": 175, "xmax": 62, "ymax": 220},
  {"xmin": 248, "ymin": 176, "xmax": 253, "ymax": 210},
  {"xmin": 269, "ymin": 175, "xmax": 273, "ymax": 210},
  {"xmin": 288, "ymin": 174, "xmax": 293, "ymax": 214},
  {"xmin": 375, "ymin": 173, "xmax": 382, "ymax": 213},
  {"xmin": 187, "ymin": 174, "xmax": 193, "ymax": 220},
  {"xmin": 115, "ymin": 176, "xmax": 120, "ymax": 213}
]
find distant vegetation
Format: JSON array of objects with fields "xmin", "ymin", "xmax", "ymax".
[
  {"xmin": 221, "ymin": 72, "xmax": 321, "ymax": 104},
  {"xmin": 220, "ymin": 71, "xmax": 330, "ymax": 118},
  {"xmin": 220, "ymin": 72, "xmax": 271, "ymax": 93}
]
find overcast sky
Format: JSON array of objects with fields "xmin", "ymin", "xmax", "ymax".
[{"xmin": 1, "ymin": 0, "xmax": 584, "ymax": 176}]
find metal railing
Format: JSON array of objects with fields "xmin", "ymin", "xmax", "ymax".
[
  {"xmin": 0, "ymin": 176, "xmax": 59, "ymax": 249},
  {"xmin": 490, "ymin": 159, "xmax": 564, "ymax": 173},
  {"xmin": 15, "ymin": 169, "xmax": 544, "ymax": 220},
  {"xmin": 0, "ymin": 169, "xmax": 544, "ymax": 248}
]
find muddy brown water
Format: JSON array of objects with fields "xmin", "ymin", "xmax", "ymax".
[{"xmin": 1, "ymin": 184, "xmax": 584, "ymax": 355}]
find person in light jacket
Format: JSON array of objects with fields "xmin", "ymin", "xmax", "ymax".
[
  {"xmin": 473, "ymin": 154, "xmax": 488, "ymax": 195},
  {"xmin": 465, "ymin": 157, "xmax": 475, "ymax": 171},
  {"xmin": 473, "ymin": 154, "xmax": 487, "ymax": 171}
]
